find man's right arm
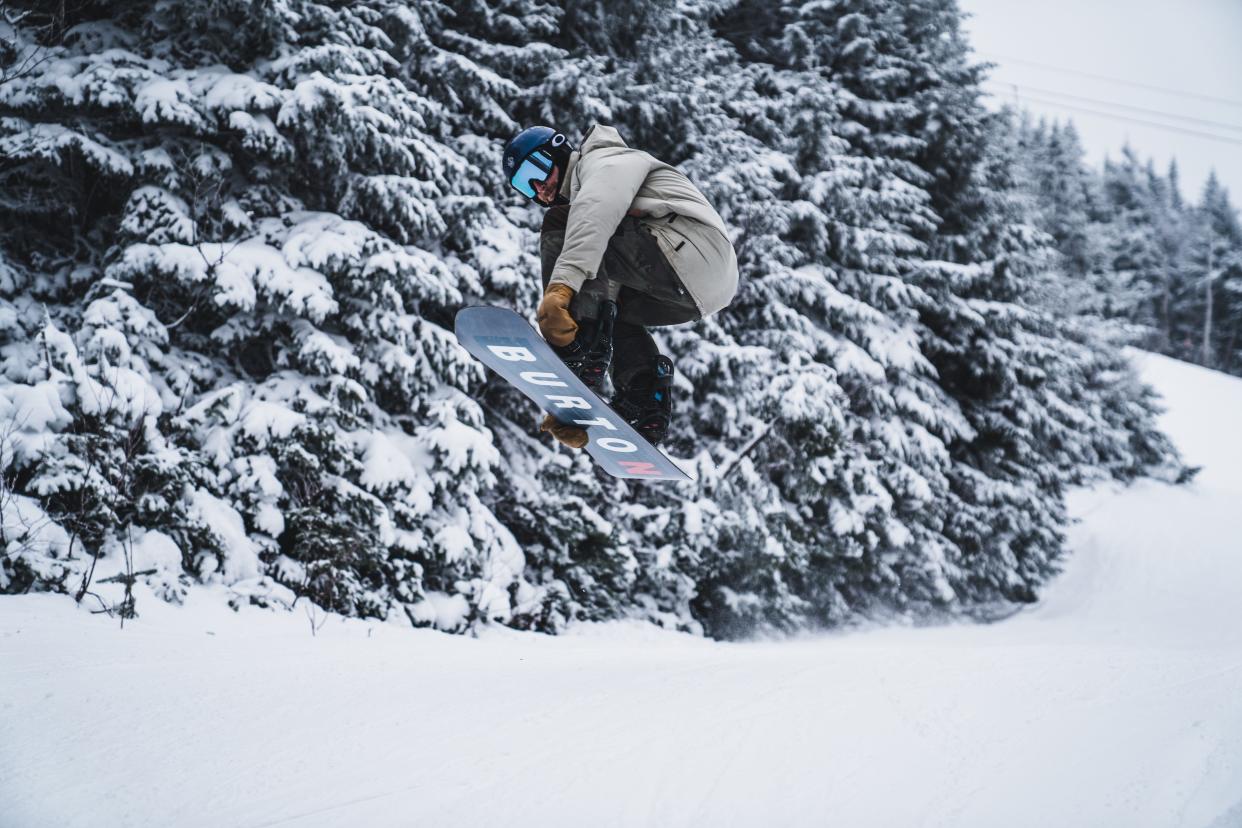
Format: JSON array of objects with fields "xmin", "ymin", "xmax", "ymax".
[{"xmin": 547, "ymin": 150, "xmax": 652, "ymax": 293}]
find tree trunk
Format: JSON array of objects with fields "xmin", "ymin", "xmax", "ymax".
[
  {"xmin": 1160, "ymin": 266, "xmax": 1172, "ymax": 353},
  {"xmin": 1203, "ymin": 243, "xmax": 1213, "ymax": 368},
  {"xmin": 1224, "ymin": 324, "xmax": 1239, "ymax": 375}
]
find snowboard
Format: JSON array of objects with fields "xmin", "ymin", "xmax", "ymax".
[{"xmin": 454, "ymin": 306, "xmax": 694, "ymax": 482}]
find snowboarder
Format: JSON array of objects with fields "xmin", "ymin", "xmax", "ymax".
[{"xmin": 502, "ymin": 123, "xmax": 739, "ymax": 449}]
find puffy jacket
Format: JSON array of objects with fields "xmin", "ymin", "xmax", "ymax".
[{"xmin": 547, "ymin": 124, "xmax": 739, "ymax": 318}]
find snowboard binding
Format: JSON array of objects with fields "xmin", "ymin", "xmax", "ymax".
[
  {"xmin": 611, "ymin": 355, "xmax": 674, "ymax": 446},
  {"xmin": 553, "ymin": 300, "xmax": 617, "ymax": 390}
]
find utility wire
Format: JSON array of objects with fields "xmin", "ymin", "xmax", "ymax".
[
  {"xmin": 977, "ymin": 51, "xmax": 1242, "ymax": 109},
  {"xmin": 983, "ymin": 90, "xmax": 1242, "ymax": 147},
  {"xmin": 983, "ymin": 82, "xmax": 1242, "ymax": 133}
]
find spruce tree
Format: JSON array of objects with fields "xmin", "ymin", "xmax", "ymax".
[
  {"xmin": 1, "ymin": 0, "xmax": 1188, "ymax": 636},
  {"xmin": 0, "ymin": 0, "xmax": 557, "ymax": 625}
]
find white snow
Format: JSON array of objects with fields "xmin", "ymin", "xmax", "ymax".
[
  {"xmin": 201, "ymin": 71, "xmax": 284, "ymax": 114},
  {"xmin": 117, "ymin": 228, "xmax": 341, "ymax": 325},
  {"xmin": 357, "ymin": 430, "xmax": 419, "ymax": 492},
  {"xmin": 0, "ymin": 379, "xmax": 73, "ymax": 465},
  {"xmin": 125, "ymin": 528, "xmax": 183, "ymax": 574},
  {"xmin": 133, "ymin": 77, "xmax": 205, "ymax": 130},
  {"xmin": 0, "ymin": 121, "xmax": 135, "ymax": 178},
  {"xmin": 185, "ymin": 489, "xmax": 262, "ymax": 584},
  {"xmin": 406, "ymin": 590, "xmax": 471, "ymax": 631},
  {"xmin": 0, "ymin": 495, "xmax": 72, "ymax": 590},
  {"xmin": 239, "ymin": 399, "xmax": 306, "ymax": 442},
  {"xmin": 2, "ymin": 350, "xmax": 1241, "ymax": 828}
]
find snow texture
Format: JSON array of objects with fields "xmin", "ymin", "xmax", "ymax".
[{"xmin": 1, "ymin": 351, "xmax": 1239, "ymax": 827}]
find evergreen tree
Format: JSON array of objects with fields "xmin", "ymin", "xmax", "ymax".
[
  {"xmin": 0, "ymin": 0, "xmax": 555, "ymax": 625},
  {"xmin": 1096, "ymin": 148, "xmax": 1171, "ymax": 326},
  {"xmin": 1183, "ymin": 174, "xmax": 1242, "ymax": 371},
  {"xmin": 1, "ymin": 0, "xmax": 1187, "ymax": 637}
]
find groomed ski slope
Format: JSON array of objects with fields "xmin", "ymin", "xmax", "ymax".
[{"xmin": 2, "ymin": 350, "xmax": 1241, "ymax": 828}]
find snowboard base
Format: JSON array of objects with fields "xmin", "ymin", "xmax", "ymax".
[{"xmin": 455, "ymin": 306, "xmax": 693, "ymax": 482}]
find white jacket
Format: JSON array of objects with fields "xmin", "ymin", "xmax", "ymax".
[{"xmin": 547, "ymin": 124, "xmax": 739, "ymax": 318}]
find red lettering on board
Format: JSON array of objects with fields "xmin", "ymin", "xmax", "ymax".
[{"xmin": 618, "ymin": 461, "xmax": 660, "ymax": 476}]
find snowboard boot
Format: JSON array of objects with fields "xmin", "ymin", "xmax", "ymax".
[
  {"xmin": 553, "ymin": 300, "xmax": 617, "ymax": 390},
  {"xmin": 611, "ymin": 355, "xmax": 674, "ymax": 446}
]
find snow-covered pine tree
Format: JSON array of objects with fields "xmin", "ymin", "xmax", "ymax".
[
  {"xmin": 1181, "ymin": 174, "xmax": 1242, "ymax": 372},
  {"xmin": 1143, "ymin": 159, "xmax": 1189, "ymax": 353},
  {"xmin": 1013, "ymin": 116, "xmax": 1242, "ymax": 379},
  {"xmin": 793, "ymin": 0, "xmax": 1090, "ymax": 609},
  {"xmin": 918, "ymin": 108, "xmax": 1181, "ymax": 606},
  {"xmin": 0, "ymin": 0, "xmax": 562, "ymax": 627},
  {"xmin": 1027, "ymin": 120, "xmax": 1099, "ymax": 283},
  {"xmin": 1095, "ymin": 148, "xmax": 1173, "ymax": 326},
  {"xmin": 1, "ymin": 0, "xmax": 1189, "ymax": 637},
  {"xmin": 678, "ymin": 0, "xmax": 994, "ymax": 629}
]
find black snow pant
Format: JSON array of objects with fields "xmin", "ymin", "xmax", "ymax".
[{"xmin": 539, "ymin": 205, "xmax": 699, "ymax": 388}]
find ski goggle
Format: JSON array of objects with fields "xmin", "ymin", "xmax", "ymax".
[{"xmin": 509, "ymin": 150, "xmax": 555, "ymax": 199}]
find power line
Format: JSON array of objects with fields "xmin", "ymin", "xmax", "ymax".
[
  {"xmin": 977, "ymin": 51, "xmax": 1242, "ymax": 109},
  {"xmin": 983, "ymin": 90, "xmax": 1242, "ymax": 147},
  {"xmin": 983, "ymin": 81, "xmax": 1242, "ymax": 134}
]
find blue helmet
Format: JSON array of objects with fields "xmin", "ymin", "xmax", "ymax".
[{"xmin": 503, "ymin": 125, "xmax": 574, "ymax": 205}]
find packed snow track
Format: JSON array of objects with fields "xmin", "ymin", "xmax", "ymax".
[{"xmin": 2, "ymin": 351, "xmax": 1240, "ymax": 828}]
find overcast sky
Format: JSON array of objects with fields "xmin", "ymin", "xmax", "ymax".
[{"xmin": 957, "ymin": 0, "xmax": 1242, "ymax": 205}]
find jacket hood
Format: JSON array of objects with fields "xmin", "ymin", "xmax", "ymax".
[
  {"xmin": 579, "ymin": 124, "xmax": 628, "ymax": 154},
  {"xmin": 558, "ymin": 124, "xmax": 627, "ymax": 200}
]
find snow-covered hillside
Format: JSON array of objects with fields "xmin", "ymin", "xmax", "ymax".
[{"xmin": 2, "ymin": 350, "xmax": 1240, "ymax": 828}]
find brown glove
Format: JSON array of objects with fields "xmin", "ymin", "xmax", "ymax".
[
  {"xmin": 540, "ymin": 414, "xmax": 588, "ymax": 449},
  {"xmin": 536, "ymin": 284, "xmax": 578, "ymax": 347}
]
